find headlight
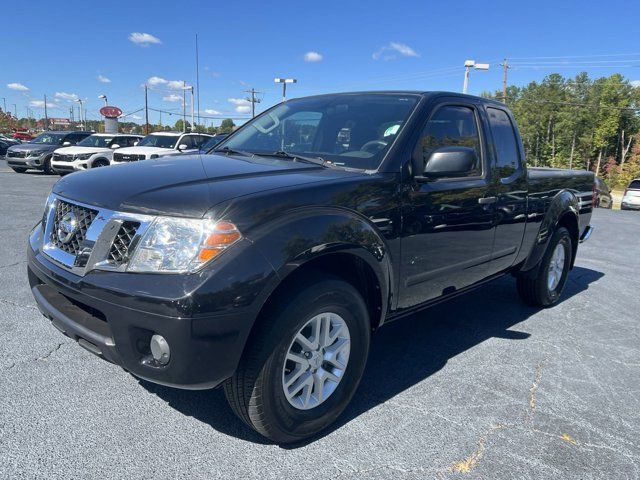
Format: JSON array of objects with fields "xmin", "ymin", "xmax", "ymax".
[
  {"xmin": 42, "ymin": 193, "xmax": 55, "ymax": 229},
  {"xmin": 127, "ymin": 217, "xmax": 241, "ymax": 273},
  {"xmin": 74, "ymin": 153, "xmax": 92, "ymax": 160}
]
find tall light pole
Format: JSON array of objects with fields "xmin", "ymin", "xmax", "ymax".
[
  {"xmin": 274, "ymin": 78, "xmax": 297, "ymax": 102},
  {"xmin": 75, "ymin": 98, "xmax": 84, "ymax": 130},
  {"xmin": 98, "ymin": 94, "xmax": 108, "ymax": 106},
  {"xmin": 462, "ymin": 60, "xmax": 489, "ymax": 94},
  {"xmin": 1, "ymin": 97, "xmax": 6, "ymax": 113}
]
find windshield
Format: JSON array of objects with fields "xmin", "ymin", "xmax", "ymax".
[
  {"xmin": 77, "ymin": 135, "xmax": 115, "ymax": 147},
  {"xmin": 216, "ymin": 93, "xmax": 419, "ymax": 170},
  {"xmin": 31, "ymin": 133, "xmax": 66, "ymax": 145},
  {"xmin": 137, "ymin": 134, "xmax": 178, "ymax": 149},
  {"xmin": 202, "ymin": 135, "xmax": 227, "ymax": 150}
]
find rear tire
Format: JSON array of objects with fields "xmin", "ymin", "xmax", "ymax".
[
  {"xmin": 517, "ymin": 227, "xmax": 572, "ymax": 307},
  {"xmin": 11, "ymin": 167, "xmax": 27, "ymax": 173},
  {"xmin": 224, "ymin": 274, "xmax": 370, "ymax": 443},
  {"xmin": 92, "ymin": 158, "xmax": 109, "ymax": 168}
]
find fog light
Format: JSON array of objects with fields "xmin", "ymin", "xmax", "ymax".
[{"xmin": 150, "ymin": 334, "xmax": 170, "ymax": 365}]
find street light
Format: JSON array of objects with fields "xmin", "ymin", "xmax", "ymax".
[
  {"xmin": 182, "ymin": 84, "xmax": 195, "ymax": 132},
  {"xmin": 274, "ymin": 77, "xmax": 297, "ymax": 102},
  {"xmin": 462, "ymin": 60, "xmax": 489, "ymax": 94},
  {"xmin": 75, "ymin": 98, "xmax": 85, "ymax": 130},
  {"xmin": 98, "ymin": 94, "xmax": 108, "ymax": 106}
]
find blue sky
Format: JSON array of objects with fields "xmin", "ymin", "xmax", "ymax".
[{"xmin": 3, "ymin": 0, "xmax": 640, "ymax": 126}]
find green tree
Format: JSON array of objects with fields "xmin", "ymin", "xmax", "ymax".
[{"xmin": 218, "ymin": 119, "xmax": 235, "ymax": 133}]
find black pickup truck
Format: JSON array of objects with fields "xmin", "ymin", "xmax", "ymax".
[{"xmin": 28, "ymin": 92, "xmax": 594, "ymax": 443}]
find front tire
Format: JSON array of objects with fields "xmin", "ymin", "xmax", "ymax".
[
  {"xmin": 92, "ymin": 158, "xmax": 109, "ymax": 168},
  {"xmin": 517, "ymin": 227, "xmax": 572, "ymax": 307},
  {"xmin": 224, "ymin": 274, "xmax": 370, "ymax": 443},
  {"xmin": 42, "ymin": 155, "xmax": 53, "ymax": 175}
]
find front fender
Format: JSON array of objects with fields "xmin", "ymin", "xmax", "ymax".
[
  {"xmin": 248, "ymin": 206, "xmax": 393, "ymax": 319},
  {"xmin": 520, "ymin": 189, "xmax": 580, "ymax": 273}
]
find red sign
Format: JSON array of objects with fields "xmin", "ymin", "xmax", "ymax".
[{"xmin": 100, "ymin": 106, "xmax": 123, "ymax": 118}]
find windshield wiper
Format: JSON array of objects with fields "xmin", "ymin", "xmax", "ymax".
[
  {"xmin": 259, "ymin": 150, "xmax": 328, "ymax": 167},
  {"xmin": 212, "ymin": 146, "xmax": 254, "ymax": 157}
]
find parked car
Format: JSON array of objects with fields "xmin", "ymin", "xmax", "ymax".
[
  {"xmin": 12, "ymin": 131, "xmax": 35, "ymax": 141},
  {"xmin": 0, "ymin": 137, "xmax": 20, "ymax": 157},
  {"xmin": 51, "ymin": 133, "xmax": 143, "ymax": 174},
  {"xmin": 594, "ymin": 177, "xmax": 613, "ymax": 208},
  {"xmin": 6, "ymin": 131, "xmax": 92, "ymax": 173},
  {"xmin": 111, "ymin": 132, "xmax": 212, "ymax": 164},
  {"xmin": 621, "ymin": 179, "xmax": 640, "ymax": 210},
  {"xmin": 28, "ymin": 92, "xmax": 594, "ymax": 443},
  {"xmin": 199, "ymin": 133, "xmax": 229, "ymax": 153}
]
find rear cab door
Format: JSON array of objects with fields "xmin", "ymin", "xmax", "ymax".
[{"xmin": 484, "ymin": 105, "xmax": 529, "ymax": 274}]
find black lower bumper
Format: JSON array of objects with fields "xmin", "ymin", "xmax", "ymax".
[{"xmin": 27, "ymin": 250, "xmax": 261, "ymax": 390}]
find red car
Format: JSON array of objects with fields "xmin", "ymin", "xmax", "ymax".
[{"xmin": 12, "ymin": 131, "xmax": 35, "ymax": 141}]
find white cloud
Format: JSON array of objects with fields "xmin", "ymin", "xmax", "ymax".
[
  {"xmin": 55, "ymin": 92, "xmax": 79, "ymax": 102},
  {"xmin": 30, "ymin": 100, "xmax": 60, "ymax": 109},
  {"xmin": 163, "ymin": 94, "xmax": 183, "ymax": 103},
  {"xmin": 128, "ymin": 32, "xmax": 162, "ymax": 47},
  {"xmin": 130, "ymin": 114, "xmax": 142, "ymax": 120},
  {"xmin": 7, "ymin": 82, "xmax": 29, "ymax": 91},
  {"xmin": 204, "ymin": 109, "xmax": 222, "ymax": 115},
  {"xmin": 145, "ymin": 76, "xmax": 185, "ymax": 89},
  {"xmin": 631, "ymin": 80, "xmax": 640, "ymax": 88},
  {"xmin": 97, "ymin": 74, "xmax": 111, "ymax": 83},
  {"xmin": 304, "ymin": 51, "xmax": 323, "ymax": 62},
  {"xmin": 227, "ymin": 97, "xmax": 252, "ymax": 113},
  {"xmin": 372, "ymin": 42, "xmax": 420, "ymax": 61}
]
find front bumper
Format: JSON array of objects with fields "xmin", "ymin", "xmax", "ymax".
[
  {"xmin": 7, "ymin": 155, "xmax": 44, "ymax": 169},
  {"xmin": 621, "ymin": 200, "xmax": 640, "ymax": 210},
  {"xmin": 51, "ymin": 160, "xmax": 87, "ymax": 173},
  {"xmin": 28, "ymin": 226, "xmax": 276, "ymax": 389}
]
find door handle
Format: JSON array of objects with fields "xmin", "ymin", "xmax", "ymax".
[{"xmin": 478, "ymin": 197, "xmax": 497, "ymax": 205}]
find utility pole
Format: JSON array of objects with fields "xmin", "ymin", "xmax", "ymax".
[
  {"xmin": 182, "ymin": 80, "xmax": 187, "ymax": 132},
  {"xmin": 75, "ymin": 98, "xmax": 84, "ymax": 130},
  {"xmin": 144, "ymin": 84, "xmax": 149, "ymax": 135},
  {"xmin": 244, "ymin": 88, "xmax": 262, "ymax": 118},
  {"xmin": 44, "ymin": 95, "xmax": 49, "ymax": 130},
  {"xmin": 12, "ymin": 104, "xmax": 17, "ymax": 118},
  {"xmin": 1, "ymin": 97, "xmax": 5, "ymax": 113},
  {"xmin": 500, "ymin": 59, "xmax": 510, "ymax": 103},
  {"xmin": 195, "ymin": 34, "xmax": 200, "ymax": 126}
]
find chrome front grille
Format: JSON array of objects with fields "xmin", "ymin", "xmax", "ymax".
[
  {"xmin": 50, "ymin": 201, "xmax": 98, "ymax": 255},
  {"xmin": 108, "ymin": 221, "xmax": 140, "ymax": 266},
  {"xmin": 41, "ymin": 195, "xmax": 154, "ymax": 276},
  {"xmin": 7, "ymin": 150, "xmax": 27, "ymax": 158}
]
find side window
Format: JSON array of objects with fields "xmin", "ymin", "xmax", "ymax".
[
  {"xmin": 413, "ymin": 105, "xmax": 482, "ymax": 176},
  {"xmin": 124, "ymin": 137, "xmax": 137, "ymax": 147},
  {"xmin": 179, "ymin": 135, "xmax": 195, "ymax": 149},
  {"xmin": 69, "ymin": 133, "xmax": 89, "ymax": 145},
  {"xmin": 487, "ymin": 107, "xmax": 521, "ymax": 178},
  {"xmin": 193, "ymin": 135, "xmax": 209, "ymax": 148}
]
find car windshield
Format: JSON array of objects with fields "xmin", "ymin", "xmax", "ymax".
[
  {"xmin": 31, "ymin": 133, "xmax": 67, "ymax": 145},
  {"xmin": 216, "ymin": 93, "xmax": 419, "ymax": 170},
  {"xmin": 77, "ymin": 135, "xmax": 115, "ymax": 147},
  {"xmin": 201, "ymin": 135, "xmax": 226, "ymax": 150},
  {"xmin": 137, "ymin": 134, "xmax": 178, "ymax": 148}
]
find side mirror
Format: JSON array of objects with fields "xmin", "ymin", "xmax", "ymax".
[
  {"xmin": 62, "ymin": 141, "xmax": 71, "ymax": 146},
  {"xmin": 420, "ymin": 146, "xmax": 477, "ymax": 179},
  {"xmin": 133, "ymin": 141, "xmax": 139, "ymax": 146},
  {"xmin": 110, "ymin": 144, "xmax": 120, "ymax": 149},
  {"xmin": 178, "ymin": 144, "xmax": 188, "ymax": 151}
]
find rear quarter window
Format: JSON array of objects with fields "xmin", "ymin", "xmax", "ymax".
[{"xmin": 629, "ymin": 180, "xmax": 640, "ymax": 189}]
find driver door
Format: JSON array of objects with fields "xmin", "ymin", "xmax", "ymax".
[{"xmin": 398, "ymin": 101, "xmax": 496, "ymax": 308}]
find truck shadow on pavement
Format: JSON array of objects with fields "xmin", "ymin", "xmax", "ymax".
[{"xmin": 140, "ymin": 266, "xmax": 603, "ymax": 446}]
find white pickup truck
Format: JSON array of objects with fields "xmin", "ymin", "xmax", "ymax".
[
  {"xmin": 51, "ymin": 133, "xmax": 143, "ymax": 174},
  {"xmin": 111, "ymin": 131, "xmax": 212, "ymax": 164}
]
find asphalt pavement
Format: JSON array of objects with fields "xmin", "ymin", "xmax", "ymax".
[{"xmin": 1, "ymin": 160, "xmax": 639, "ymax": 479}]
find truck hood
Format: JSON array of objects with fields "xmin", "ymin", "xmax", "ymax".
[
  {"xmin": 53, "ymin": 153, "xmax": 362, "ymax": 217},
  {"xmin": 54, "ymin": 146, "xmax": 111, "ymax": 155},
  {"xmin": 8, "ymin": 143, "xmax": 57, "ymax": 154}
]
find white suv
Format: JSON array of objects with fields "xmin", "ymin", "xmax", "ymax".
[
  {"xmin": 111, "ymin": 132, "xmax": 212, "ymax": 164},
  {"xmin": 51, "ymin": 133, "xmax": 143, "ymax": 174}
]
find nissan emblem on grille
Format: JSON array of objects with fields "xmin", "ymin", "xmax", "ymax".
[{"xmin": 57, "ymin": 212, "xmax": 78, "ymax": 244}]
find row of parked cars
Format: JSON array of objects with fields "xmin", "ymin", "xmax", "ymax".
[{"xmin": 2, "ymin": 130, "xmax": 227, "ymax": 175}]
